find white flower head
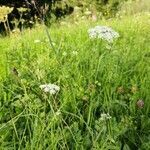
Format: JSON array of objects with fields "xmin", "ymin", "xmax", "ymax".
[
  {"xmin": 88, "ymin": 26, "xmax": 119, "ymax": 43},
  {"xmin": 99, "ymin": 113, "xmax": 111, "ymax": 121},
  {"xmin": 40, "ymin": 83, "xmax": 60, "ymax": 95}
]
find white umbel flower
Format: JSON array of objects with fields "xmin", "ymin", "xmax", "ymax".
[
  {"xmin": 40, "ymin": 84, "xmax": 60, "ymax": 94},
  {"xmin": 99, "ymin": 113, "xmax": 112, "ymax": 121},
  {"xmin": 88, "ymin": 26, "xmax": 119, "ymax": 43}
]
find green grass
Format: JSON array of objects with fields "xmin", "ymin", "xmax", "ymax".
[{"xmin": 0, "ymin": 13, "xmax": 150, "ymax": 149}]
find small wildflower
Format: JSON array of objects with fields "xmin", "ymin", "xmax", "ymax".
[
  {"xmin": 62, "ymin": 51, "xmax": 67, "ymax": 56},
  {"xmin": 40, "ymin": 83, "xmax": 60, "ymax": 95},
  {"xmin": 72, "ymin": 51, "xmax": 78, "ymax": 56},
  {"xmin": 55, "ymin": 110, "xmax": 61, "ymax": 116},
  {"xmin": 88, "ymin": 26, "xmax": 119, "ymax": 43},
  {"xmin": 34, "ymin": 39, "xmax": 41, "ymax": 43},
  {"xmin": 136, "ymin": 99, "xmax": 144, "ymax": 109},
  {"xmin": 100, "ymin": 113, "xmax": 111, "ymax": 121},
  {"xmin": 29, "ymin": 20, "xmax": 34, "ymax": 24}
]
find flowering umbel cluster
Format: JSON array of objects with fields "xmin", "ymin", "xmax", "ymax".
[
  {"xmin": 88, "ymin": 26, "xmax": 119, "ymax": 43},
  {"xmin": 99, "ymin": 113, "xmax": 112, "ymax": 121},
  {"xmin": 40, "ymin": 84, "xmax": 60, "ymax": 95}
]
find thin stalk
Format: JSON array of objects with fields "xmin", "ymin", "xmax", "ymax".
[
  {"xmin": 3, "ymin": 21, "xmax": 8, "ymax": 35},
  {"xmin": 6, "ymin": 17, "xmax": 11, "ymax": 34}
]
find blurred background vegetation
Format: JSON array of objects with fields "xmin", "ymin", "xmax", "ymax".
[{"xmin": 0, "ymin": 0, "xmax": 150, "ymax": 33}]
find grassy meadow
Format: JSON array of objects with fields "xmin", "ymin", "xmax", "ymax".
[{"xmin": 0, "ymin": 13, "xmax": 150, "ymax": 149}]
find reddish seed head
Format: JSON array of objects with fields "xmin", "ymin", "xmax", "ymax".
[{"xmin": 136, "ymin": 100, "xmax": 144, "ymax": 109}]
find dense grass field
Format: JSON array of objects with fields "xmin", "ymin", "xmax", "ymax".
[{"xmin": 0, "ymin": 13, "xmax": 150, "ymax": 149}]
